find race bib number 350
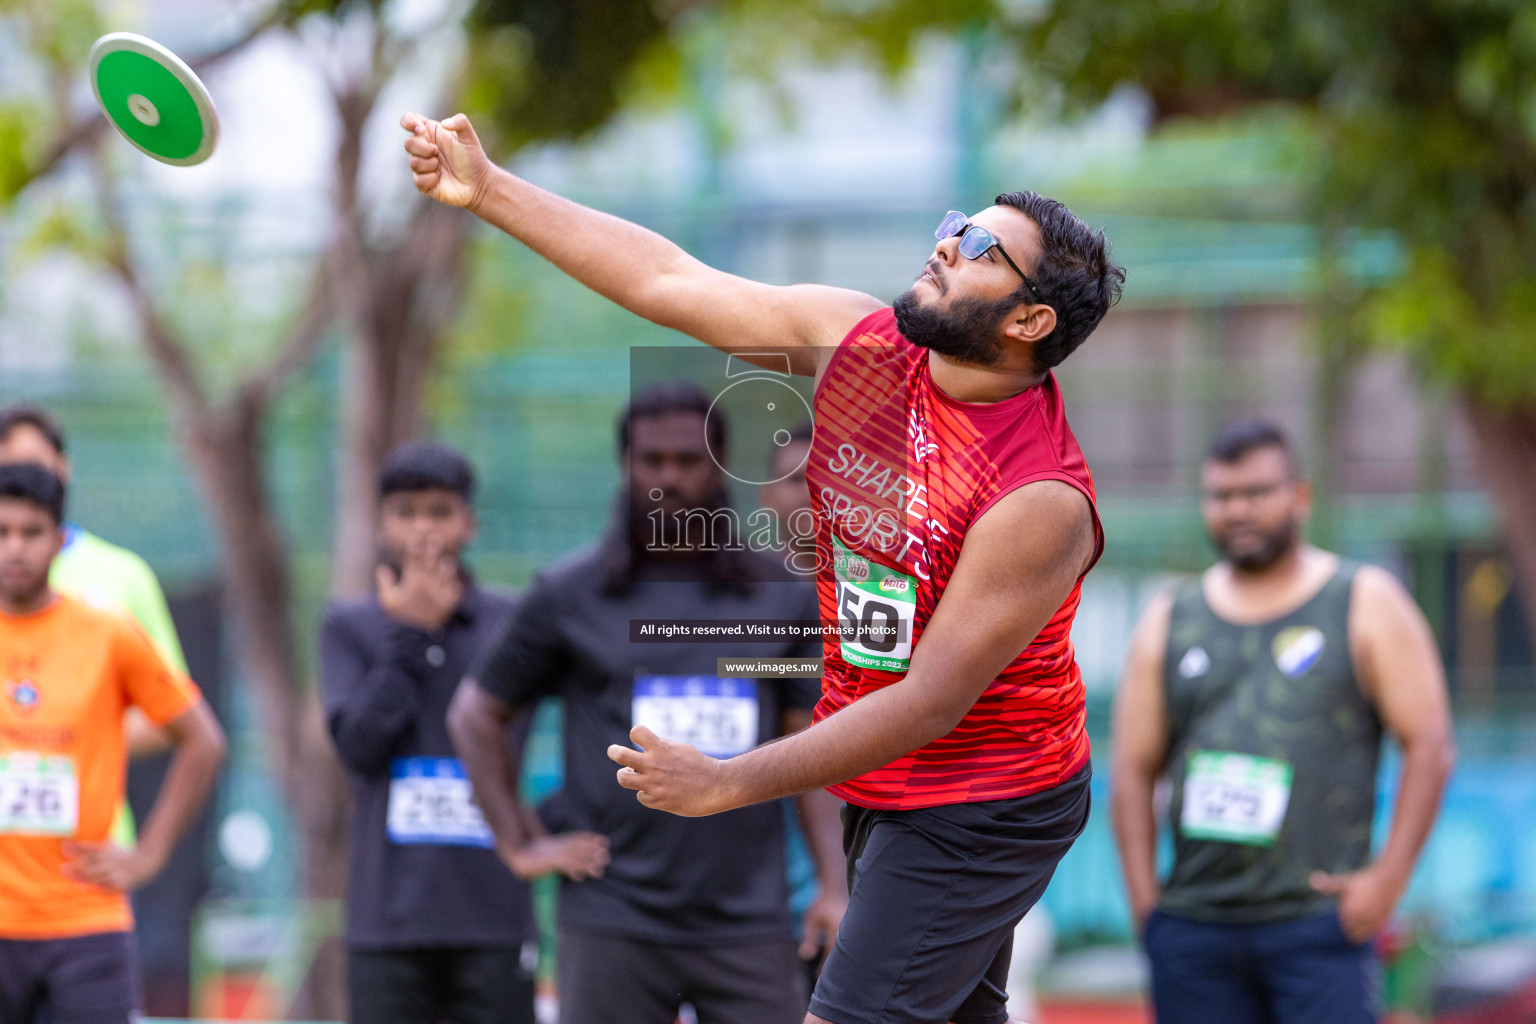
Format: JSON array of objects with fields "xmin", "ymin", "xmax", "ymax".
[
  {"xmin": 834, "ymin": 538, "xmax": 916, "ymax": 672},
  {"xmin": 1180, "ymin": 750, "xmax": 1294, "ymax": 847},
  {"xmin": 387, "ymin": 758, "xmax": 493, "ymax": 848},
  {"xmin": 0, "ymin": 753, "xmax": 79, "ymax": 836},
  {"xmin": 632, "ymin": 676, "xmax": 758, "ymax": 759}
]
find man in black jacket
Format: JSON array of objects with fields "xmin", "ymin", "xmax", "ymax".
[
  {"xmin": 321, "ymin": 441, "xmax": 608, "ymax": 1024},
  {"xmin": 449, "ymin": 385, "xmax": 847, "ymax": 1024}
]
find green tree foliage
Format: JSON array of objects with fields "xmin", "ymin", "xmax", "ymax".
[
  {"xmin": 263, "ymin": 0, "xmax": 688, "ymax": 155},
  {"xmin": 465, "ymin": 0, "xmax": 672, "ymax": 150},
  {"xmin": 0, "ymin": 0, "xmax": 699, "ymax": 206},
  {"xmin": 688, "ymin": 0, "xmax": 1535, "ymax": 404},
  {"xmin": 1012, "ymin": 0, "xmax": 1536, "ymax": 649},
  {"xmin": 0, "ymin": 0, "xmax": 101, "ymax": 202},
  {"xmin": 1023, "ymin": 0, "xmax": 1536, "ymax": 405}
]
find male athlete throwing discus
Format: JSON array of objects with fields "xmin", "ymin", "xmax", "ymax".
[{"xmin": 402, "ymin": 111, "xmax": 1124, "ymax": 1024}]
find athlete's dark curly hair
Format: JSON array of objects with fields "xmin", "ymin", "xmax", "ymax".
[{"xmin": 994, "ymin": 191, "xmax": 1125, "ymax": 369}]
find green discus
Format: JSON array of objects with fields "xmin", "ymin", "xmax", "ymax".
[{"xmin": 88, "ymin": 33, "xmax": 219, "ymax": 166}]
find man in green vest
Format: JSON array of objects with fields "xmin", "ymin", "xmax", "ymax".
[
  {"xmin": 1112, "ymin": 419, "xmax": 1455, "ymax": 1024},
  {"xmin": 0, "ymin": 405, "xmax": 188, "ymax": 842}
]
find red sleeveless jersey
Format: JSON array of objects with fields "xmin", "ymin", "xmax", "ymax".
[{"xmin": 807, "ymin": 307, "xmax": 1102, "ymax": 809}]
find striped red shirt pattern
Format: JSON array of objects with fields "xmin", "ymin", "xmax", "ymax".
[{"xmin": 807, "ymin": 307, "xmax": 1102, "ymax": 810}]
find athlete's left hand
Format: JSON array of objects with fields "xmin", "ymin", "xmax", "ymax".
[
  {"xmin": 799, "ymin": 888, "xmax": 848, "ymax": 963},
  {"xmin": 1311, "ymin": 864, "xmax": 1407, "ymax": 944},
  {"xmin": 62, "ymin": 841, "xmax": 160, "ymax": 892},
  {"xmin": 608, "ymin": 725, "xmax": 739, "ymax": 817}
]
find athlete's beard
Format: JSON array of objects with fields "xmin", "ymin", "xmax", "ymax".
[
  {"xmin": 1213, "ymin": 516, "xmax": 1301, "ymax": 573},
  {"xmin": 893, "ymin": 286, "xmax": 1018, "ymax": 367}
]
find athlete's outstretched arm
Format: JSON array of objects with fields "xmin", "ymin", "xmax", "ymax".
[
  {"xmin": 1313, "ymin": 566, "xmax": 1455, "ymax": 942},
  {"xmin": 1109, "ymin": 591, "xmax": 1173, "ymax": 933},
  {"xmin": 608, "ymin": 480, "xmax": 1097, "ymax": 815},
  {"xmin": 401, "ymin": 112, "xmax": 882, "ymax": 376}
]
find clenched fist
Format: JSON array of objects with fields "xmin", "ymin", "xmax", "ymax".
[{"xmin": 400, "ymin": 112, "xmax": 493, "ymax": 210}]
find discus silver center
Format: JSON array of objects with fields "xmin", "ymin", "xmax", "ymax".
[{"xmin": 127, "ymin": 94, "xmax": 160, "ymax": 127}]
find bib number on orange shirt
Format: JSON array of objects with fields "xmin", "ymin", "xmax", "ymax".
[
  {"xmin": 0, "ymin": 753, "xmax": 79, "ymax": 836},
  {"xmin": 833, "ymin": 538, "xmax": 916, "ymax": 672}
]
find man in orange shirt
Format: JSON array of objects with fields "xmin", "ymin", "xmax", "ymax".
[{"xmin": 0, "ymin": 463, "xmax": 226, "ymax": 1023}]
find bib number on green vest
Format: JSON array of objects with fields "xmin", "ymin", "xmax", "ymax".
[
  {"xmin": 1180, "ymin": 751, "xmax": 1293, "ymax": 846},
  {"xmin": 833, "ymin": 538, "xmax": 916, "ymax": 672}
]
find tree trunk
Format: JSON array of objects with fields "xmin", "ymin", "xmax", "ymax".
[
  {"xmin": 98, "ymin": 25, "xmax": 475, "ymax": 1015},
  {"xmin": 85, "ymin": 20, "xmax": 473, "ymax": 1019},
  {"xmin": 1465, "ymin": 398, "xmax": 1536, "ymax": 681},
  {"xmin": 165, "ymin": 394, "xmax": 351, "ymax": 1020},
  {"xmin": 330, "ymin": 201, "xmax": 474, "ymax": 598},
  {"xmin": 106, "ymin": 160, "xmax": 351, "ymax": 1013}
]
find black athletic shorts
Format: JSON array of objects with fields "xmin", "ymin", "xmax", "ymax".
[
  {"xmin": 557, "ymin": 929, "xmax": 806, "ymax": 1024},
  {"xmin": 0, "ymin": 930, "xmax": 138, "ymax": 1024},
  {"xmin": 347, "ymin": 944, "xmax": 538, "ymax": 1024},
  {"xmin": 809, "ymin": 764, "xmax": 1091, "ymax": 1024}
]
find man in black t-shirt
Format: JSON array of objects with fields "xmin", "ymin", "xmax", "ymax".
[
  {"xmin": 321, "ymin": 442, "xmax": 609, "ymax": 1024},
  {"xmin": 450, "ymin": 385, "xmax": 847, "ymax": 1024}
]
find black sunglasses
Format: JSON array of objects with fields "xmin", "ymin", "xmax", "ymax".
[{"xmin": 936, "ymin": 211, "xmax": 1043, "ymax": 302}]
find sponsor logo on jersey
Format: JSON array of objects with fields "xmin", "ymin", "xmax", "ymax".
[
  {"xmin": 879, "ymin": 577, "xmax": 909, "ymax": 593},
  {"xmin": 7, "ymin": 679, "xmax": 39, "ymax": 714},
  {"xmin": 1178, "ymin": 646, "xmax": 1211, "ymax": 679},
  {"xmin": 908, "ymin": 409, "xmax": 940, "ymax": 464},
  {"xmin": 1273, "ymin": 626, "xmax": 1326, "ymax": 678}
]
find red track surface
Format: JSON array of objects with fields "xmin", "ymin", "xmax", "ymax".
[
  {"xmin": 1038, "ymin": 1000, "xmax": 1151, "ymax": 1024},
  {"xmin": 1037, "ymin": 1004, "xmax": 1425, "ymax": 1024}
]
